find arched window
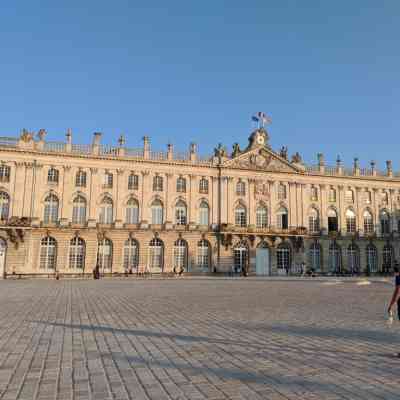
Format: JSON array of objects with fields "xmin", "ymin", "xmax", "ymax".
[
  {"xmin": 151, "ymin": 199, "xmax": 163, "ymax": 225},
  {"xmin": 256, "ymin": 206, "xmax": 268, "ymax": 228},
  {"xmin": 278, "ymin": 183, "xmax": 286, "ymax": 200},
  {"xmin": 310, "ymin": 186, "xmax": 318, "ymax": 201},
  {"xmin": 126, "ymin": 198, "xmax": 139, "ymax": 224},
  {"xmin": 327, "ymin": 208, "xmax": 338, "ymax": 232},
  {"xmin": 72, "ymin": 196, "xmax": 86, "ymax": 224},
  {"xmin": 366, "ymin": 244, "xmax": 378, "ymax": 273},
  {"xmin": 235, "ymin": 204, "xmax": 247, "ymax": 227},
  {"xmin": 328, "ymin": 187, "xmax": 336, "ymax": 202},
  {"xmin": 0, "ymin": 165, "xmax": 11, "ymax": 182},
  {"xmin": 97, "ymin": 238, "xmax": 112, "ymax": 272},
  {"xmin": 175, "ymin": 200, "xmax": 187, "ymax": 225},
  {"xmin": 149, "ymin": 238, "xmax": 163, "ymax": 272},
  {"xmin": 47, "ymin": 168, "xmax": 59, "ymax": 183},
  {"xmin": 199, "ymin": 178, "xmax": 209, "ymax": 194},
  {"xmin": 345, "ymin": 189, "xmax": 354, "ymax": 203},
  {"xmin": 128, "ymin": 173, "xmax": 139, "ymax": 190},
  {"xmin": 383, "ymin": 244, "xmax": 393, "ymax": 273},
  {"xmin": 176, "ymin": 176, "xmax": 186, "ymax": 193},
  {"xmin": 123, "ymin": 238, "xmax": 139, "ymax": 273},
  {"xmin": 233, "ymin": 241, "xmax": 248, "ymax": 273},
  {"xmin": 44, "ymin": 194, "xmax": 59, "ymax": 223},
  {"xmin": 236, "ymin": 180, "xmax": 246, "ymax": 196},
  {"xmin": 153, "ymin": 175, "xmax": 163, "ymax": 191},
  {"xmin": 347, "ymin": 244, "xmax": 360, "ymax": 274},
  {"xmin": 277, "ymin": 243, "xmax": 291, "ymax": 272},
  {"xmin": 173, "ymin": 239, "xmax": 188, "ymax": 271},
  {"xmin": 0, "ymin": 192, "xmax": 10, "ymax": 220},
  {"xmin": 345, "ymin": 209, "xmax": 356, "ymax": 233},
  {"xmin": 277, "ymin": 206, "xmax": 288, "ymax": 229},
  {"xmin": 197, "ymin": 239, "xmax": 210, "ymax": 270},
  {"xmin": 40, "ymin": 236, "xmax": 57, "ymax": 270},
  {"xmin": 99, "ymin": 196, "xmax": 113, "ymax": 224},
  {"xmin": 363, "ymin": 210, "xmax": 374, "ymax": 234},
  {"xmin": 308, "ymin": 208, "xmax": 320, "ymax": 233},
  {"xmin": 309, "ymin": 242, "xmax": 321, "ymax": 272},
  {"xmin": 75, "ymin": 170, "xmax": 86, "ymax": 187},
  {"xmin": 380, "ymin": 211, "xmax": 390, "ymax": 235},
  {"xmin": 69, "ymin": 237, "xmax": 85, "ymax": 269},
  {"xmin": 329, "ymin": 242, "xmax": 341, "ymax": 273},
  {"xmin": 199, "ymin": 201, "xmax": 209, "ymax": 226}
]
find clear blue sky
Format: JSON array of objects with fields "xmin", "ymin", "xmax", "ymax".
[{"xmin": 1, "ymin": 1, "xmax": 399, "ymax": 169}]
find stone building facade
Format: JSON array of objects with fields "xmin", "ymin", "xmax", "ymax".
[{"xmin": 0, "ymin": 127, "xmax": 399, "ymax": 277}]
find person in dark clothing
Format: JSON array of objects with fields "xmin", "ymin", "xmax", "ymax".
[{"xmin": 387, "ymin": 267, "xmax": 400, "ymax": 357}]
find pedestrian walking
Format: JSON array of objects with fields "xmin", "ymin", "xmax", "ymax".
[{"xmin": 387, "ymin": 267, "xmax": 400, "ymax": 357}]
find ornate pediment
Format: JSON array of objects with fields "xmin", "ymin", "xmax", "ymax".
[{"xmin": 224, "ymin": 147, "xmax": 301, "ymax": 173}]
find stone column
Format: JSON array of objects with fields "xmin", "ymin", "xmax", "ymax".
[
  {"xmin": 301, "ymin": 183, "xmax": 308, "ymax": 229},
  {"xmin": 338, "ymin": 185, "xmax": 345, "ymax": 233},
  {"xmin": 355, "ymin": 187, "xmax": 362, "ymax": 234},
  {"xmin": 296, "ymin": 183, "xmax": 303, "ymax": 228},
  {"xmin": 115, "ymin": 168, "xmax": 124, "ymax": 228},
  {"xmin": 268, "ymin": 180, "xmax": 276, "ymax": 228},
  {"xmin": 165, "ymin": 173, "xmax": 173, "ymax": 223},
  {"xmin": 248, "ymin": 178, "xmax": 254, "ymax": 227},
  {"xmin": 12, "ymin": 162, "xmax": 25, "ymax": 217},
  {"xmin": 288, "ymin": 182, "xmax": 296, "ymax": 228},
  {"xmin": 59, "ymin": 165, "xmax": 71, "ymax": 226},
  {"xmin": 319, "ymin": 184, "xmax": 326, "ymax": 233},
  {"xmin": 88, "ymin": 168, "xmax": 98, "ymax": 227},
  {"xmin": 372, "ymin": 188, "xmax": 379, "ymax": 235},
  {"xmin": 140, "ymin": 170, "xmax": 150, "ymax": 226},
  {"xmin": 189, "ymin": 174, "xmax": 197, "ymax": 226}
]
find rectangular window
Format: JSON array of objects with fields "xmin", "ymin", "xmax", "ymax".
[
  {"xmin": 345, "ymin": 190, "xmax": 354, "ymax": 203},
  {"xmin": 103, "ymin": 173, "xmax": 113, "ymax": 188},
  {"xmin": 128, "ymin": 174, "xmax": 139, "ymax": 190},
  {"xmin": 0, "ymin": 165, "xmax": 10, "ymax": 182}
]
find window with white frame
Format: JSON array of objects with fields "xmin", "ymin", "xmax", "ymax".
[
  {"xmin": 149, "ymin": 238, "xmax": 163, "ymax": 271},
  {"xmin": 199, "ymin": 178, "xmax": 209, "ymax": 194},
  {"xmin": 328, "ymin": 187, "xmax": 336, "ymax": 202},
  {"xmin": 345, "ymin": 209, "xmax": 356, "ymax": 233},
  {"xmin": 363, "ymin": 210, "xmax": 374, "ymax": 234},
  {"xmin": 347, "ymin": 244, "xmax": 359, "ymax": 274},
  {"xmin": 175, "ymin": 200, "xmax": 187, "ymax": 225},
  {"xmin": 153, "ymin": 175, "xmax": 163, "ymax": 191},
  {"xmin": 278, "ymin": 183, "xmax": 286, "ymax": 200},
  {"xmin": 256, "ymin": 206, "xmax": 268, "ymax": 228},
  {"xmin": 277, "ymin": 244, "xmax": 291, "ymax": 271},
  {"xmin": 125, "ymin": 198, "xmax": 139, "ymax": 224},
  {"xmin": 277, "ymin": 206, "xmax": 288, "ymax": 229},
  {"xmin": 97, "ymin": 238, "xmax": 113, "ymax": 272},
  {"xmin": 309, "ymin": 242, "xmax": 321, "ymax": 272},
  {"xmin": 69, "ymin": 237, "xmax": 85, "ymax": 269},
  {"xmin": 123, "ymin": 238, "xmax": 139, "ymax": 272},
  {"xmin": 197, "ymin": 239, "xmax": 210, "ymax": 269},
  {"xmin": 235, "ymin": 204, "xmax": 247, "ymax": 227},
  {"xmin": 40, "ymin": 236, "xmax": 57, "ymax": 270},
  {"xmin": 75, "ymin": 170, "xmax": 86, "ymax": 187},
  {"xmin": 366, "ymin": 244, "xmax": 378, "ymax": 273},
  {"xmin": 308, "ymin": 208, "xmax": 320, "ymax": 233},
  {"xmin": 173, "ymin": 239, "xmax": 187, "ymax": 271},
  {"xmin": 0, "ymin": 192, "xmax": 10, "ymax": 220},
  {"xmin": 176, "ymin": 176, "xmax": 186, "ymax": 193},
  {"xmin": 128, "ymin": 173, "xmax": 139, "ymax": 190},
  {"xmin": 47, "ymin": 168, "xmax": 59, "ymax": 184},
  {"xmin": 233, "ymin": 242, "xmax": 247, "ymax": 273},
  {"xmin": 345, "ymin": 189, "xmax": 354, "ymax": 203},
  {"xmin": 43, "ymin": 194, "xmax": 59, "ymax": 223},
  {"xmin": 99, "ymin": 197, "xmax": 113, "ymax": 224},
  {"xmin": 236, "ymin": 180, "xmax": 246, "ymax": 196},
  {"xmin": 72, "ymin": 195, "xmax": 86, "ymax": 224},
  {"xmin": 199, "ymin": 201, "xmax": 209, "ymax": 226},
  {"xmin": 151, "ymin": 199, "xmax": 163, "ymax": 225},
  {"xmin": 103, "ymin": 172, "xmax": 113, "ymax": 188},
  {"xmin": 364, "ymin": 190, "xmax": 372, "ymax": 204},
  {"xmin": 383, "ymin": 244, "xmax": 393, "ymax": 271},
  {"xmin": 380, "ymin": 211, "xmax": 390, "ymax": 235},
  {"xmin": 0, "ymin": 165, "xmax": 10, "ymax": 182},
  {"xmin": 329, "ymin": 242, "xmax": 341, "ymax": 273}
]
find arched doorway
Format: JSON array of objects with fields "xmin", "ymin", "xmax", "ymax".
[
  {"xmin": 0, "ymin": 239, "xmax": 6, "ymax": 278},
  {"xmin": 233, "ymin": 241, "xmax": 248, "ymax": 274},
  {"xmin": 256, "ymin": 241, "xmax": 270, "ymax": 276}
]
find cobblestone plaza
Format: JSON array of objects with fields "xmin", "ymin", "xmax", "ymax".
[{"xmin": 0, "ymin": 278, "xmax": 399, "ymax": 400}]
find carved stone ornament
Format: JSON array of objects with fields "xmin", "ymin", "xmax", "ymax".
[
  {"xmin": 254, "ymin": 180, "xmax": 270, "ymax": 199},
  {"xmin": 20, "ymin": 129, "xmax": 34, "ymax": 142}
]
